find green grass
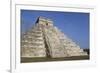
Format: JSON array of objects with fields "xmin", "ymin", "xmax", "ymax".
[{"xmin": 21, "ymin": 55, "xmax": 89, "ymax": 63}]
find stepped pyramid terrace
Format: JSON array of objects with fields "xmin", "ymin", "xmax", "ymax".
[{"xmin": 21, "ymin": 17, "xmax": 88, "ymax": 62}]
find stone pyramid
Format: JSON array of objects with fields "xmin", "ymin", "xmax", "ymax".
[{"xmin": 21, "ymin": 17, "xmax": 87, "ymax": 58}]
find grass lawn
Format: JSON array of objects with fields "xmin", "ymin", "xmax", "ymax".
[{"xmin": 21, "ymin": 55, "xmax": 89, "ymax": 63}]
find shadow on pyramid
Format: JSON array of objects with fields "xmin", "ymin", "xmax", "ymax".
[{"xmin": 21, "ymin": 17, "xmax": 89, "ymax": 63}]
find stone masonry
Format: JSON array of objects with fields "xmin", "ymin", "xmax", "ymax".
[{"xmin": 21, "ymin": 16, "xmax": 88, "ymax": 58}]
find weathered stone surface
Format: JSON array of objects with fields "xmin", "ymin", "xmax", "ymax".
[{"xmin": 21, "ymin": 17, "xmax": 88, "ymax": 58}]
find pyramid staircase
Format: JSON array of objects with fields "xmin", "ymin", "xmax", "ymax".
[{"xmin": 21, "ymin": 17, "xmax": 87, "ymax": 58}]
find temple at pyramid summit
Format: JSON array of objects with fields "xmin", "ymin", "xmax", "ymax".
[{"xmin": 21, "ymin": 16, "xmax": 88, "ymax": 58}]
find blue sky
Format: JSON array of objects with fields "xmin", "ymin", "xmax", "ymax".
[{"xmin": 21, "ymin": 10, "xmax": 89, "ymax": 49}]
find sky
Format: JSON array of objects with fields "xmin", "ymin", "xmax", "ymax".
[{"xmin": 21, "ymin": 9, "xmax": 89, "ymax": 49}]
